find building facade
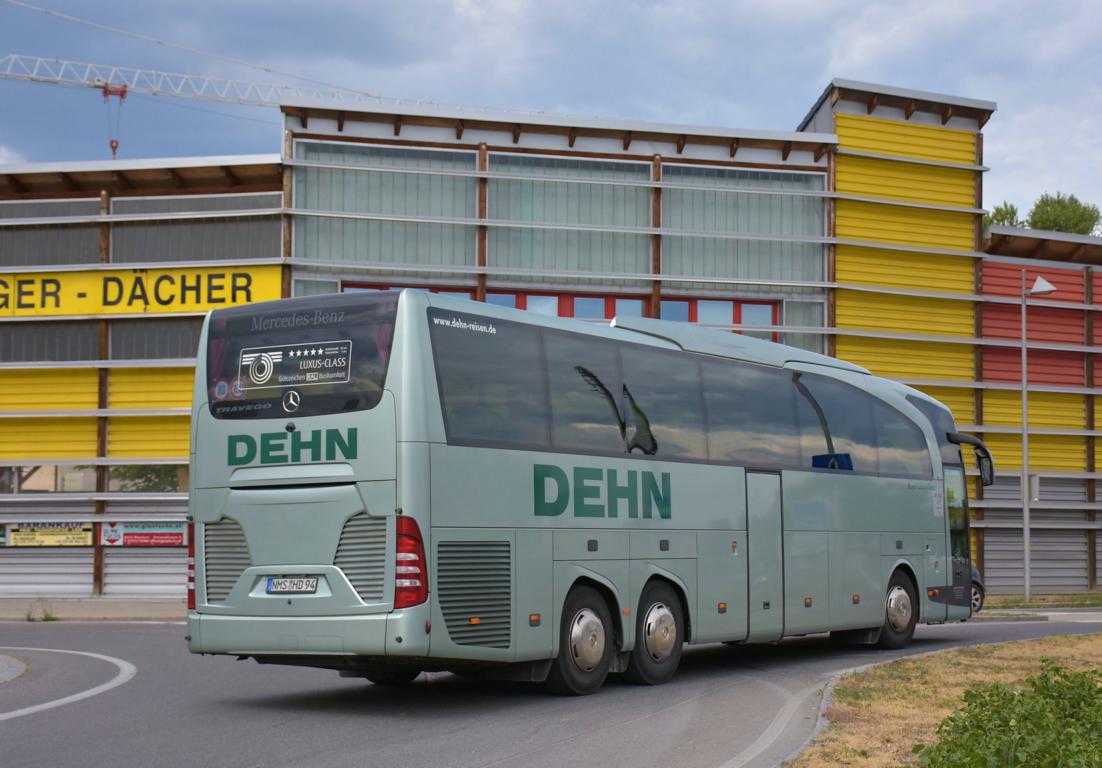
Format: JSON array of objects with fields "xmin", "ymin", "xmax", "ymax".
[{"xmin": 2, "ymin": 80, "xmax": 1099, "ymax": 597}]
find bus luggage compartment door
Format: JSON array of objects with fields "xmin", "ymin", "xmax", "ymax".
[{"xmin": 746, "ymin": 472, "xmax": 784, "ymax": 642}]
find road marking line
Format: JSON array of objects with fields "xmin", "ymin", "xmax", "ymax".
[
  {"xmin": 716, "ymin": 684, "xmax": 820, "ymax": 768},
  {"xmin": 0, "ymin": 647, "xmax": 136, "ymax": 723}
]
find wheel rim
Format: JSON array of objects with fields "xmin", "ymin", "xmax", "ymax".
[
  {"xmin": 642, "ymin": 602, "xmax": 677, "ymax": 661},
  {"xmin": 971, "ymin": 586, "xmax": 983, "ymax": 611},
  {"xmin": 568, "ymin": 608, "xmax": 606, "ymax": 672},
  {"xmin": 885, "ymin": 585, "xmax": 912, "ymax": 632}
]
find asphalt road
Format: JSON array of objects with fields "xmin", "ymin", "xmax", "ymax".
[{"xmin": 1, "ymin": 617, "xmax": 1100, "ymax": 768}]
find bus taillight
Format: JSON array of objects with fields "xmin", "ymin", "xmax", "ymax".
[
  {"xmin": 187, "ymin": 522, "xmax": 196, "ymax": 611},
  {"xmin": 394, "ymin": 516, "xmax": 427, "ymax": 609}
]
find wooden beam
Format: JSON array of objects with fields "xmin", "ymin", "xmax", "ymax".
[
  {"xmin": 393, "ymin": 115, "xmax": 402, "ymax": 136},
  {"xmin": 866, "ymin": 94, "xmax": 877, "ymax": 114},
  {"xmin": 988, "ymin": 232, "xmax": 1006, "ymax": 251},
  {"xmin": 337, "ymin": 111, "xmax": 346, "ymax": 132},
  {"xmin": 729, "ymin": 138, "xmax": 739, "ymax": 157},
  {"xmin": 830, "ymin": 87, "xmax": 840, "ymax": 106},
  {"xmin": 1029, "ymin": 238, "xmax": 1048, "ymax": 259},
  {"xmin": 814, "ymin": 143, "xmax": 829, "ymax": 163},
  {"xmin": 568, "ymin": 127, "xmax": 577, "ymax": 148},
  {"xmin": 3, "ymin": 174, "xmax": 26, "ymax": 193},
  {"xmin": 298, "ymin": 109, "xmax": 308, "ymax": 129},
  {"xmin": 220, "ymin": 166, "xmax": 241, "ymax": 186},
  {"xmin": 512, "ymin": 123, "xmax": 521, "ymax": 144},
  {"xmin": 781, "ymin": 141, "xmax": 792, "ymax": 161},
  {"xmin": 57, "ymin": 172, "xmax": 78, "ymax": 192},
  {"xmin": 1070, "ymin": 244, "xmax": 1091, "ymax": 263},
  {"xmin": 904, "ymin": 100, "xmax": 916, "ymax": 120},
  {"xmin": 166, "ymin": 168, "xmax": 186, "ymax": 187},
  {"xmin": 623, "ymin": 131, "xmax": 632, "ymax": 151},
  {"xmin": 978, "ymin": 110, "xmax": 992, "ymax": 128},
  {"xmin": 111, "ymin": 171, "xmax": 133, "ymax": 190},
  {"xmin": 456, "ymin": 120, "xmax": 464, "ymax": 140},
  {"xmin": 676, "ymin": 134, "xmax": 687, "ymax": 155},
  {"xmin": 940, "ymin": 105, "xmax": 953, "ymax": 125}
]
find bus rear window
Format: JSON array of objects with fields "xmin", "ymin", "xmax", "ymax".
[{"xmin": 206, "ymin": 293, "xmax": 397, "ymax": 420}]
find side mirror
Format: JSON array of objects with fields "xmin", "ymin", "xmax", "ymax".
[{"xmin": 946, "ymin": 432, "xmax": 996, "ymax": 487}]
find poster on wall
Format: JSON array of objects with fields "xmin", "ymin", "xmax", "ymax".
[
  {"xmin": 7, "ymin": 522, "xmax": 93, "ymax": 546},
  {"xmin": 100, "ymin": 522, "xmax": 188, "ymax": 547}
]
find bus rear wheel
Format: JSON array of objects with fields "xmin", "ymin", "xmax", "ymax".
[
  {"xmin": 546, "ymin": 585, "xmax": 614, "ymax": 696},
  {"xmin": 624, "ymin": 581, "xmax": 683, "ymax": 685},
  {"xmin": 877, "ymin": 571, "xmax": 917, "ymax": 649}
]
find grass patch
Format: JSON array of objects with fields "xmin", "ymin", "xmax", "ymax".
[
  {"xmin": 987, "ymin": 592, "xmax": 1102, "ymax": 610},
  {"xmin": 788, "ymin": 633, "xmax": 1102, "ymax": 768},
  {"xmin": 24, "ymin": 597, "xmax": 60, "ymax": 622}
]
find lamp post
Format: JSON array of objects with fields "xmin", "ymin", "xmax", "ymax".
[{"xmin": 1021, "ymin": 271, "xmax": 1057, "ymax": 604}]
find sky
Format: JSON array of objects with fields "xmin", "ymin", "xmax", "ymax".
[{"xmin": 0, "ymin": 0, "xmax": 1100, "ymax": 217}]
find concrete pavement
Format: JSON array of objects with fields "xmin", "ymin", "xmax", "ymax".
[{"xmin": 0, "ymin": 598, "xmax": 185, "ymax": 622}]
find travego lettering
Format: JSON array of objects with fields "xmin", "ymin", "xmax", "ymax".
[
  {"xmin": 227, "ymin": 428, "xmax": 358, "ymax": 466},
  {"xmin": 533, "ymin": 464, "xmax": 671, "ymax": 519}
]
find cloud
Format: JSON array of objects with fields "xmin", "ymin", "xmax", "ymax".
[{"xmin": 0, "ymin": 144, "xmax": 25, "ymax": 164}]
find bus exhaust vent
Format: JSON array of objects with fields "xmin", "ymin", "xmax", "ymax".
[
  {"xmin": 334, "ymin": 514, "xmax": 387, "ymax": 603},
  {"xmin": 203, "ymin": 519, "xmax": 250, "ymax": 604},
  {"xmin": 437, "ymin": 541, "xmax": 512, "ymax": 649}
]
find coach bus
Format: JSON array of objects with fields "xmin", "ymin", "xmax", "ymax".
[{"xmin": 186, "ymin": 289, "xmax": 994, "ymax": 695}]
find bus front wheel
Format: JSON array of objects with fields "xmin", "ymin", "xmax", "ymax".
[
  {"xmin": 624, "ymin": 581, "xmax": 684, "ymax": 685},
  {"xmin": 877, "ymin": 571, "xmax": 917, "ymax": 649},
  {"xmin": 546, "ymin": 586, "xmax": 614, "ymax": 696}
]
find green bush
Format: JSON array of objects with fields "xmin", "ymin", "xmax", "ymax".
[{"xmin": 913, "ymin": 661, "xmax": 1102, "ymax": 767}]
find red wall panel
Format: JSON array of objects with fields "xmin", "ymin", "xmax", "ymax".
[
  {"xmin": 982, "ymin": 348, "xmax": 1084, "ymax": 386},
  {"xmin": 982, "ymin": 261, "xmax": 1085, "ymax": 303},
  {"xmin": 982, "ymin": 304, "xmax": 1085, "ymax": 342}
]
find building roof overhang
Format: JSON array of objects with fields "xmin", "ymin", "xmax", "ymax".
[
  {"xmin": 985, "ymin": 225, "xmax": 1102, "ymax": 265},
  {"xmin": 798, "ymin": 78, "xmax": 997, "ymax": 131}
]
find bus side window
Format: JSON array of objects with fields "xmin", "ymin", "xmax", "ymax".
[
  {"xmin": 794, "ymin": 374, "xmax": 877, "ymax": 474},
  {"xmin": 544, "ymin": 331, "xmax": 625, "ymax": 454},
  {"xmin": 620, "ymin": 346, "xmax": 707, "ymax": 460},
  {"xmin": 874, "ymin": 401, "xmax": 933, "ymax": 478},
  {"xmin": 702, "ymin": 358, "xmax": 800, "ymax": 468}
]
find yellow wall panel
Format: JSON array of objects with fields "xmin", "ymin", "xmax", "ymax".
[
  {"xmin": 984, "ymin": 392, "xmax": 1085, "ymax": 429},
  {"xmin": 836, "ymin": 200, "xmax": 974, "ymax": 251},
  {"xmin": 109, "ymin": 368, "xmax": 195, "ymax": 409},
  {"xmin": 836, "ymin": 291, "xmax": 973, "ymax": 337},
  {"xmin": 835, "ymin": 113, "xmax": 976, "ymax": 165},
  {"xmin": 914, "ymin": 386, "xmax": 974, "ymax": 425},
  {"xmin": 982, "ymin": 434, "xmax": 1085, "ymax": 471},
  {"xmin": 108, "ymin": 416, "xmax": 190, "ymax": 458},
  {"xmin": 0, "ymin": 369, "xmax": 98, "ymax": 411},
  {"xmin": 836, "ymin": 154, "xmax": 975, "ymax": 208},
  {"xmin": 0, "ymin": 417, "xmax": 97, "ymax": 459},
  {"xmin": 835, "ymin": 337, "xmax": 973, "ymax": 381},
  {"xmin": 835, "ymin": 245, "xmax": 974, "ymax": 293}
]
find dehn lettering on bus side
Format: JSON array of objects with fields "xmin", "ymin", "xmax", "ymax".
[
  {"xmin": 533, "ymin": 464, "xmax": 671, "ymax": 519},
  {"xmin": 227, "ymin": 428, "xmax": 357, "ymax": 465}
]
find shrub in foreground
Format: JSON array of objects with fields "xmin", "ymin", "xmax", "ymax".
[{"xmin": 913, "ymin": 661, "xmax": 1102, "ymax": 767}]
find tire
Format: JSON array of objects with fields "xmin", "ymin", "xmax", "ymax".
[
  {"xmin": 877, "ymin": 570, "xmax": 918, "ymax": 649},
  {"xmin": 971, "ymin": 582, "xmax": 985, "ymax": 613},
  {"xmin": 624, "ymin": 581, "xmax": 684, "ymax": 685},
  {"xmin": 546, "ymin": 585, "xmax": 614, "ymax": 696},
  {"xmin": 364, "ymin": 668, "xmax": 421, "ymax": 686}
]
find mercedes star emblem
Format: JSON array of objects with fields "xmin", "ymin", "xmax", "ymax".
[{"xmin": 282, "ymin": 390, "xmax": 301, "ymax": 413}]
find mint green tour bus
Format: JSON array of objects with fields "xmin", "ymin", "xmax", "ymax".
[{"xmin": 187, "ymin": 289, "xmax": 994, "ymax": 695}]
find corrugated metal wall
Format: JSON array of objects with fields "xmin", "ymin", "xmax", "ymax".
[
  {"xmin": 103, "ymin": 548, "xmax": 186, "ymax": 596},
  {"xmin": 109, "ymin": 369, "xmax": 194, "ymax": 409},
  {"xmin": 0, "ymin": 199, "xmax": 100, "ymax": 267},
  {"xmin": 0, "ymin": 549, "xmax": 94, "ymax": 596},
  {"xmin": 107, "ymin": 416, "xmax": 190, "ymax": 458},
  {"xmin": 0, "ymin": 417, "xmax": 98, "ymax": 458},
  {"xmin": 834, "ymin": 113, "xmax": 977, "ymax": 164},
  {"xmin": 0, "ymin": 369, "xmax": 98, "ymax": 410}
]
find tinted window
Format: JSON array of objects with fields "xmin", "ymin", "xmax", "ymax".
[
  {"xmin": 906, "ymin": 395, "xmax": 963, "ymax": 466},
  {"xmin": 207, "ymin": 293, "xmax": 396, "ymax": 420},
  {"xmin": 621, "ymin": 346, "xmax": 706, "ymax": 459},
  {"xmin": 794, "ymin": 374, "xmax": 877, "ymax": 473},
  {"xmin": 702, "ymin": 359, "xmax": 800, "ymax": 467},
  {"xmin": 429, "ymin": 309, "xmax": 549, "ymax": 446},
  {"xmin": 874, "ymin": 401, "xmax": 933, "ymax": 478},
  {"xmin": 543, "ymin": 331, "xmax": 624, "ymax": 453}
]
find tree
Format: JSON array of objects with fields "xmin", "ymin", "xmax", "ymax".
[
  {"xmin": 1026, "ymin": 192, "xmax": 1100, "ymax": 235},
  {"xmin": 984, "ymin": 201, "xmax": 1020, "ymax": 229}
]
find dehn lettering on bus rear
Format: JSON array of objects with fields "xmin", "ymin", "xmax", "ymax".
[
  {"xmin": 534, "ymin": 464, "xmax": 671, "ymax": 519},
  {"xmin": 227, "ymin": 428, "xmax": 357, "ymax": 466}
]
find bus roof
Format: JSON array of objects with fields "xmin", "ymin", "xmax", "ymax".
[{"xmin": 421, "ymin": 291, "xmax": 867, "ymax": 374}]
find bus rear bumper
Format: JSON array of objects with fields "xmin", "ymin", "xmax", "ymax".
[{"xmin": 188, "ymin": 611, "xmax": 391, "ymax": 656}]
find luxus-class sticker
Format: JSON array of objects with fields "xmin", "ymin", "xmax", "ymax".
[{"xmin": 238, "ymin": 340, "xmax": 352, "ymax": 390}]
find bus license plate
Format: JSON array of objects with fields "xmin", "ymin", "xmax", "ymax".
[{"xmin": 266, "ymin": 577, "xmax": 318, "ymax": 594}]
